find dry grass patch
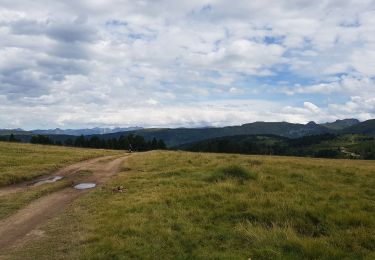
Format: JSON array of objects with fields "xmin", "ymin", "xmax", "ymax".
[{"xmin": 5, "ymin": 151, "xmax": 375, "ymax": 259}]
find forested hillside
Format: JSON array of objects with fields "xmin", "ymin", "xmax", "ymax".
[{"xmin": 179, "ymin": 134, "xmax": 375, "ymax": 159}]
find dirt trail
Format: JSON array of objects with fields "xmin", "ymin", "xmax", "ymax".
[
  {"xmin": 0, "ymin": 155, "xmax": 129, "ymax": 251},
  {"xmin": 0, "ymin": 155, "xmax": 118, "ymax": 197}
]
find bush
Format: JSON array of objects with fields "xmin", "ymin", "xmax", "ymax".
[{"xmin": 209, "ymin": 165, "xmax": 258, "ymax": 182}]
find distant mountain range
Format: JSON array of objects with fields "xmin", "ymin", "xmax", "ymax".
[
  {"xmin": 84, "ymin": 119, "xmax": 367, "ymax": 147},
  {"xmin": 2, "ymin": 118, "xmax": 375, "ymax": 148},
  {"xmin": 0, "ymin": 129, "xmax": 30, "ymax": 136},
  {"xmin": 31, "ymin": 127, "xmax": 143, "ymax": 136},
  {"xmin": 321, "ymin": 119, "xmax": 360, "ymax": 130},
  {"xmin": 341, "ymin": 119, "xmax": 375, "ymax": 135},
  {"xmin": 0, "ymin": 127, "xmax": 142, "ymax": 136}
]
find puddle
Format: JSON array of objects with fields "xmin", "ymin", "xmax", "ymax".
[
  {"xmin": 33, "ymin": 176, "xmax": 63, "ymax": 186},
  {"xmin": 74, "ymin": 183, "xmax": 96, "ymax": 190}
]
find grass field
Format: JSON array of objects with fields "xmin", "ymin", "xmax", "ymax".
[
  {"xmin": 0, "ymin": 141, "xmax": 120, "ymax": 187},
  {"xmin": 6, "ymin": 151, "xmax": 375, "ymax": 259}
]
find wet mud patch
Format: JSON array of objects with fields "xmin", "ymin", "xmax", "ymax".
[{"xmin": 33, "ymin": 176, "xmax": 63, "ymax": 187}]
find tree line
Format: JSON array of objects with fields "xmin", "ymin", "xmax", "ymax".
[
  {"xmin": 0, "ymin": 134, "xmax": 20, "ymax": 142},
  {"xmin": 180, "ymin": 134, "xmax": 342, "ymax": 158},
  {"xmin": 0, "ymin": 133, "xmax": 166, "ymax": 151}
]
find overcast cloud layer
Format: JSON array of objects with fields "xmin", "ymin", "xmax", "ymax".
[{"xmin": 0, "ymin": 0, "xmax": 375, "ymax": 129}]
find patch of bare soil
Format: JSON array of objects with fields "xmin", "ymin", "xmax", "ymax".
[
  {"xmin": 0, "ymin": 155, "xmax": 119, "ymax": 197},
  {"xmin": 0, "ymin": 155, "xmax": 129, "ymax": 251}
]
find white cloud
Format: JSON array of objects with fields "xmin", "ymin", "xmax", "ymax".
[
  {"xmin": 279, "ymin": 76, "xmax": 375, "ymax": 97},
  {"xmin": 145, "ymin": 98, "xmax": 159, "ymax": 105},
  {"xmin": 0, "ymin": 0, "xmax": 375, "ymax": 128},
  {"xmin": 350, "ymin": 48, "xmax": 375, "ymax": 77},
  {"xmin": 303, "ymin": 102, "xmax": 320, "ymax": 114}
]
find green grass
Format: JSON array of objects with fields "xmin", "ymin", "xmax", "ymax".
[
  {"xmin": 4, "ymin": 151, "xmax": 375, "ymax": 259},
  {"xmin": 0, "ymin": 141, "xmax": 120, "ymax": 187},
  {"xmin": 0, "ymin": 169, "xmax": 97, "ymax": 221},
  {"xmin": 209, "ymin": 164, "xmax": 258, "ymax": 182}
]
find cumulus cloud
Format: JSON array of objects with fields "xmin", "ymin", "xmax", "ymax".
[
  {"xmin": 303, "ymin": 102, "xmax": 320, "ymax": 114},
  {"xmin": 279, "ymin": 76, "xmax": 375, "ymax": 97},
  {"xmin": 0, "ymin": 0, "xmax": 375, "ymax": 129}
]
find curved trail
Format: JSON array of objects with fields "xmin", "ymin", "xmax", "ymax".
[
  {"xmin": 0, "ymin": 155, "xmax": 118, "ymax": 197},
  {"xmin": 0, "ymin": 155, "xmax": 130, "ymax": 251}
]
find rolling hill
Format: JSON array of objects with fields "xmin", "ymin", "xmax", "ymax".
[
  {"xmin": 321, "ymin": 118, "xmax": 360, "ymax": 130},
  {"xmin": 0, "ymin": 129, "xmax": 31, "ymax": 136},
  {"xmin": 341, "ymin": 119, "xmax": 375, "ymax": 135},
  {"xmin": 95, "ymin": 121, "xmax": 332, "ymax": 147},
  {"xmin": 178, "ymin": 133, "xmax": 375, "ymax": 159},
  {"xmin": 2, "ymin": 119, "xmax": 375, "ymax": 149}
]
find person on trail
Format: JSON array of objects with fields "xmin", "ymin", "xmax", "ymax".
[{"xmin": 128, "ymin": 143, "xmax": 133, "ymax": 153}]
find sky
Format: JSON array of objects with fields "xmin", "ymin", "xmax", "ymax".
[{"xmin": 0, "ymin": 0, "xmax": 375, "ymax": 129}]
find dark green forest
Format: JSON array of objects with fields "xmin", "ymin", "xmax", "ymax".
[
  {"xmin": 178, "ymin": 133, "xmax": 375, "ymax": 160},
  {"xmin": 0, "ymin": 134, "xmax": 166, "ymax": 151}
]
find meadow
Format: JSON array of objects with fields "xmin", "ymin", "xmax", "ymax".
[
  {"xmin": 0, "ymin": 141, "xmax": 119, "ymax": 187},
  {"xmin": 5, "ymin": 150, "xmax": 375, "ymax": 259}
]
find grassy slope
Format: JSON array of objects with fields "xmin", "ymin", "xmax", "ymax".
[
  {"xmin": 7, "ymin": 151, "xmax": 375, "ymax": 259},
  {"xmin": 0, "ymin": 141, "xmax": 120, "ymax": 187}
]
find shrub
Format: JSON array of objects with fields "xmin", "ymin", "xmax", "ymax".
[{"xmin": 209, "ymin": 165, "xmax": 258, "ymax": 182}]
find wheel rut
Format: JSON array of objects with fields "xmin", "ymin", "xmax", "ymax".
[{"xmin": 0, "ymin": 155, "xmax": 130, "ymax": 251}]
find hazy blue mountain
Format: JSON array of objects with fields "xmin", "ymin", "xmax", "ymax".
[
  {"xmin": 0, "ymin": 129, "xmax": 30, "ymax": 136},
  {"xmin": 32, "ymin": 127, "xmax": 143, "ymax": 136},
  {"xmin": 96, "ymin": 121, "xmax": 332, "ymax": 147},
  {"xmin": 321, "ymin": 119, "xmax": 360, "ymax": 130},
  {"xmin": 341, "ymin": 119, "xmax": 375, "ymax": 135},
  {"xmin": 3, "ymin": 119, "xmax": 375, "ymax": 149}
]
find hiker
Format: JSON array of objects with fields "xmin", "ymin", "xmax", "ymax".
[{"xmin": 128, "ymin": 143, "xmax": 132, "ymax": 153}]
